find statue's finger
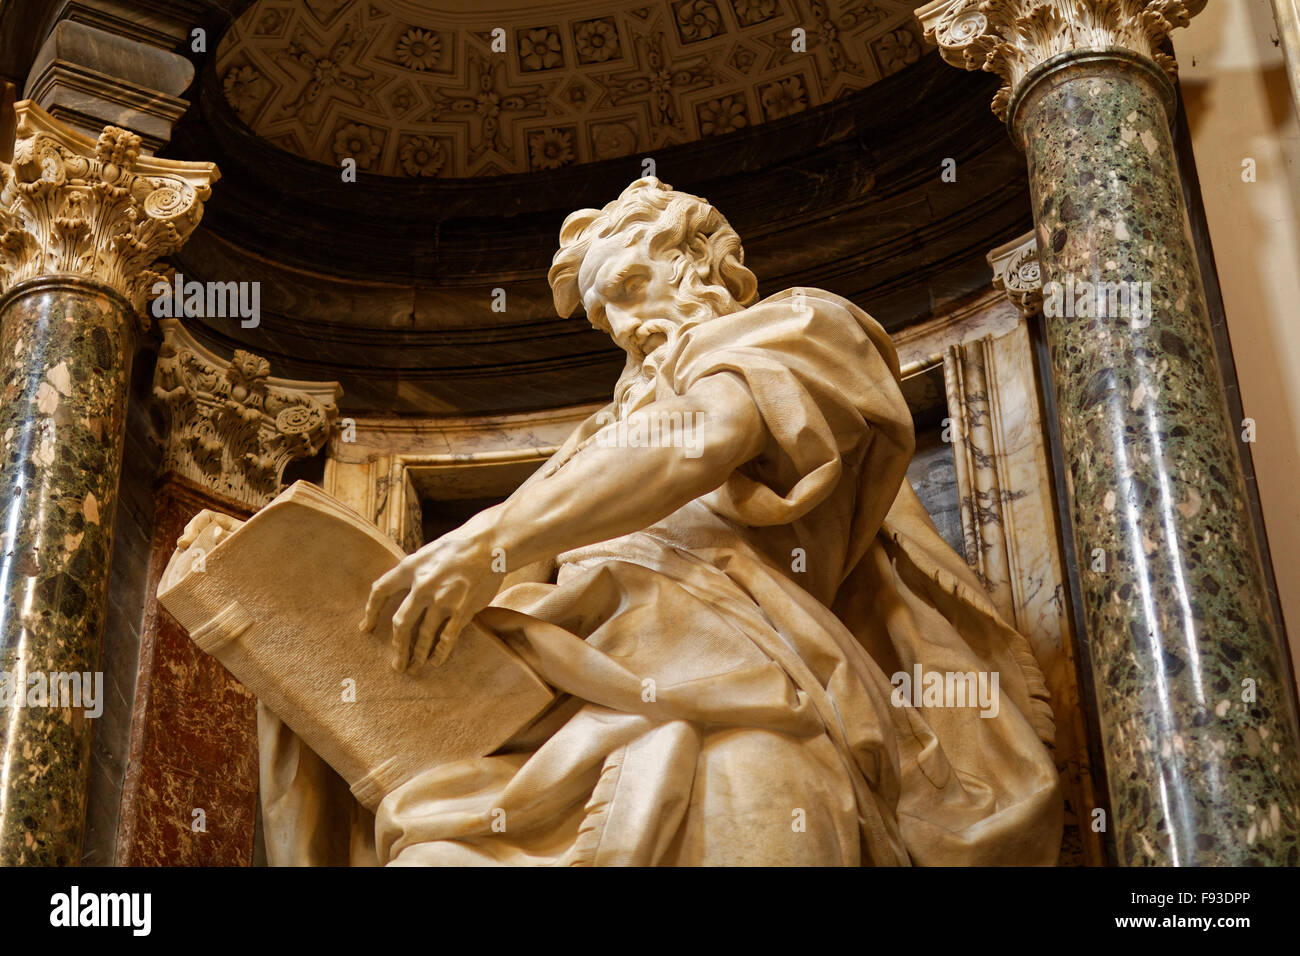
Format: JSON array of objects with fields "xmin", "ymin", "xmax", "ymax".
[
  {"xmin": 430, "ymin": 616, "xmax": 464, "ymax": 668},
  {"xmin": 412, "ymin": 610, "xmax": 449, "ymax": 667},
  {"xmin": 213, "ymin": 514, "xmax": 244, "ymax": 535},
  {"xmin": 177, "ymin": 510, "xmax": 212, "ymax": 550},
  {"xmin": 389, "ymin": 591, "xmax": 423, "ymax": 671},
  {"xmin": 361, "ymin": 564, "xmax": 411, "ymax": 632}
]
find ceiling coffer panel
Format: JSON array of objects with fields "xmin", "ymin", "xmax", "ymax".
[{"xmin": 214, "ymin": 0, "xmax": 925, "ymax": 178}]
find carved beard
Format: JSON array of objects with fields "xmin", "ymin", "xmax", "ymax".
[{"xmin": 610, "ymin": 293, "xmax": 713, "ymax": 418}]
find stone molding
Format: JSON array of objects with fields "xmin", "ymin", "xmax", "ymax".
[
  {"xmin": 0, "ymin": 100, "xmax": 218, "ymax": 318},
  {"xmin": 26, "ymin": 20, "xmax": 195, "ymax": 152},
  {"xmin": 324, "ymin": 406, "xmax": 602, "ymax": 552},
  {"xmin": 153, "ymin": 318, "xmax": 342, "ymax": 509},
  {"xmin": 915, "ymin": 0, "xmax": 1206, "ymax": 118},
  {"xmin": 49, "ymin": 0, "xmax": 206, "ymax": 50}
]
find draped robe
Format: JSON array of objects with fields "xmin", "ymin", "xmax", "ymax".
[{"xmin": 258, "ymin": 288, "xmax": 1063, "ymax": 866}]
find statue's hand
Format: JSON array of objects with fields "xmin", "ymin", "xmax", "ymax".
[
  {"xmin": 177, "ymin": 510, "xmax": 245, "ymax": 551},
  {"xmin": 359, "ymin": 529, "xmax": 505, "ymax": 672}
]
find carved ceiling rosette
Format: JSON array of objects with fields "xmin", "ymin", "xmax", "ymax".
[
  {"xmin": 0, "ymin": 100, "xmax": 219, "ymax": 321},
  {"xmin": 915, "ymin": 0, "xmax": 1207, "ymax": 119},
  {"xmin": 153, "ymin": 319, "xmax": 343, "ymax": 508}
]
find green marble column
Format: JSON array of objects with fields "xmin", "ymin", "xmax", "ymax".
[
  {"xmin": 0, "ymin": 100, "xmax": 216, "ymax": 864},
  {"xmin": 919, "ymin": 0, "xmax": 1300, "ymax": 864},
  {"xmin": 1013, "ymin": 48, "xmax": 1300, "ymax": 866},
  {"xmin": 0, "ymin": 278, "xmax": 135, "ymax": 865}
]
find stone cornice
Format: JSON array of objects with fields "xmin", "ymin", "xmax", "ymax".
[
  {"xmin": 915, "ymin": 0, "xmax": 1206, "ymax": 119},
  {"xmin": 153, "ymin": 318, "xmax": 342, "ymax": 509},
  {"xmin": 0, "ymin": 100, "xmax": 219, "ymax": 322}
]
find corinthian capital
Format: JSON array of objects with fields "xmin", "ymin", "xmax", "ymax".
[
  {"xmin": 153, "ymin": 319, "xmax": 342, "ymax": 509},
  {"xmin": 0, "ymin": 99, "xmax": 219, "ymax": 318},
  {"xmin": 916, "ymin": 0, "xmax": 1207, "ymax": 119}
]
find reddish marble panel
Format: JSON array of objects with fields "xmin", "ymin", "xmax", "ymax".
[
  {"xmin": 116, "ymin": 476, "xmax": 259, "ymax": 866},
  {"xmin": 122, "ymin": 761, "xmax": 256, "ymax": 867}
]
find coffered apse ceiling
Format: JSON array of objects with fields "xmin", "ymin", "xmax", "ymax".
[
  {"xmin": 214, "ymin": 0, "xmax": 927, "ymax": 177},
  {"xmin": 0, "ymin": 0, "xmax": 1029, "ymax": 414}
]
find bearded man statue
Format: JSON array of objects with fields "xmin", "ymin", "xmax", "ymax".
[{"xmin": 257, "ymin": 177, "xmax": 1063, "ymax": 866}]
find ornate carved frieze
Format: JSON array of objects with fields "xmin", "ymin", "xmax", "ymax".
[
  {"xmin": 915, "ymin": 0, "xmax": 1207, "ymax": 118},
  {"xmin": 988, "ymin": 230, "xmax": 1042, "ymax": 316},
  {"xmin": 153, "ymin": 319, "xmax": 342, "ymax": 508},
  {"xmin": 0, "ymin": 100, "xmax": 218, "ymax": 318}
]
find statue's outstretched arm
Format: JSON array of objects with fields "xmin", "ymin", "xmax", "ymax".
[{"xmin": 361, "ymin": 371, "xmax": 764, "ymax": 671}]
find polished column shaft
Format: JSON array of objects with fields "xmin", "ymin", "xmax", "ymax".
[
  {"xmin": 1012, "ymin": 49, "xmax": 1300, "ymax": 865},
  {"xmin": 0, "ymin": 279, "xmax": 135, "ymax": 864},
  {"xmin": 0, "ymin": 100, "xmax": 216, "ymax": 864},
  {"xmin": 917, "ymin": 0, "xmax": 1300, "ymax": 864}
]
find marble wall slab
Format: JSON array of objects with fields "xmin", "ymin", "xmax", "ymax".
[{"xmin": 114, "ymin": 477, "xmax": 258, "ymax": 866}]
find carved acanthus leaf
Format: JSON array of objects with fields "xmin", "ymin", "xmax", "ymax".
[
  {"xmin": 152, "ymin": 319, "xmax": 342, "ymax": 508},
  {"xmin": 915, "ymin": 0, "xmax": 1207, "ymax": 120},
  {"xmin": 988, "ymin": 230, "xmax": 1042, "ymax": 316},
  {"xmin": 0, "ymin": 100, "xmax": 218, "ymax": 320}
]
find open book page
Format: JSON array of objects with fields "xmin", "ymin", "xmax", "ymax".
[{"xmin": 158, "ymin": 481, "xmax": 553, "ymax": 811}]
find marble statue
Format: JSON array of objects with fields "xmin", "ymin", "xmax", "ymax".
[{"xmin": 254, "ymin": 177, "xmax": 1063, "ymax": 866}]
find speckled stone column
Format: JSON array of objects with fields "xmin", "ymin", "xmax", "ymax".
[
  {"xmin": 0, "ymin": 278, "xmax": 136, "ymax": 864},
  {"xmin": 0, "ymin": 101, "xmax": 216, "ymax": 864},
  {"xmin": 1014, "ymin": 48, "xmax": 1300, "ymax": 866},
  {"xmin": 920, "ymin": 0, "xmax": 1300, "ymax": 864}
]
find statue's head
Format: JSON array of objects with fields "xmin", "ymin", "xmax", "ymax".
[{"xmin": 548, "ymin": 177, "xmax": 758, "ymax": 366}]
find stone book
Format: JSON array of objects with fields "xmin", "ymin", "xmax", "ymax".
[{"xmin": 156, "ymin": 480, "xmax": 554, "ymax": 811}]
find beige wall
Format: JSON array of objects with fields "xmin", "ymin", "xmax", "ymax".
[{"xmin": 1179, "ymin": 0, "xmax": 1300, "ymax": 676}]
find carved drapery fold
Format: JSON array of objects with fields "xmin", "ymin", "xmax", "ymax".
[{"xmin": 153, "ymin": 318, "xmax": 342, "ymax": 508}]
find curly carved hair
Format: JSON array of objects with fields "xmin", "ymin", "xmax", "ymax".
[{"xmin": 547, "ymin": 177, "xmax": 759, "ymax": 325}]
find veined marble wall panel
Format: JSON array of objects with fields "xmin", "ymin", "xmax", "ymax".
[{"xmin": 906, "ymin": 415, "xmax": 963, "ymax": 555}]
